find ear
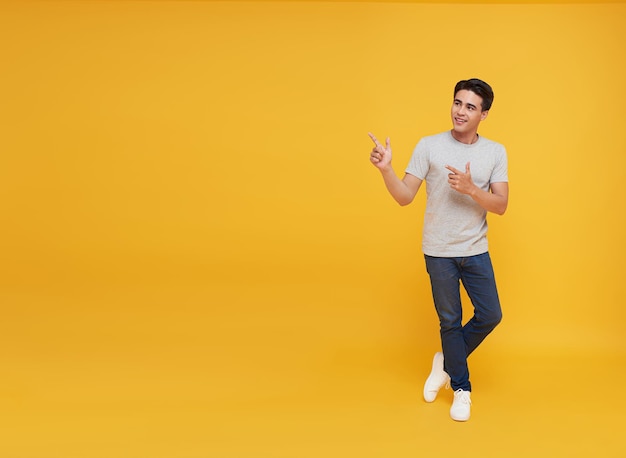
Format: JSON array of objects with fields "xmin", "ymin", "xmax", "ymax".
[{"xmin": 480, "ymin": 110, "xmax": 489, "ymax": 121}]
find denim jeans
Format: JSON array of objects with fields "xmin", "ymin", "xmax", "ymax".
[{"xmin": 424, "ymin": 252, "xmax": 502, "ymax": 392}]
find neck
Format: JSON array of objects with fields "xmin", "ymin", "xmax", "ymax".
[{"xmin": 451, "ymin": 130, "xmax": 479, "ymax": 145}]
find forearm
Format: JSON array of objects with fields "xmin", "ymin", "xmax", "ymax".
[
  {"xmin": 379, "ymin": 167, "xmax": 416, "ymax": 206},
  {"xmin": 469, "ymin": 186, "xmax": 508, "ymax": 215}
]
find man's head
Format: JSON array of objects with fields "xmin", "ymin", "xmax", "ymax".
[
  {"xmin": 450, "ymin": 78, "xmax": 494, "ymax": 142},
  {"xmin": 454, "ymin": 78, "xmax": 494, "ymax": 112}
]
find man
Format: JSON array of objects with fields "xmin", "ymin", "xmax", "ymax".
[{"xmin": 368, "ymin": 78, "xmax": 508, "ymax": 421}]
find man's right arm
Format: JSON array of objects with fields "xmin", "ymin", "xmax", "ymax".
[{"xmin": 369, "ymin": 133, "xmax": 423, "ymax": 206}]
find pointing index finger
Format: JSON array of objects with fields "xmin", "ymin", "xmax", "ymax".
[
  {"xmin": 445, "ymin": 164, "xmax": 462, "ymax": 174},
  {"xmin": 368, "ymin": 132, "xmax": 382, "ymax": 148}
]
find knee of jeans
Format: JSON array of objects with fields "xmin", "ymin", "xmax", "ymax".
[
  {"xmin": 486, "ymin": 309, "xmax": 503, "ymax": 328},
  {"xmin": 474, "ymin": 308, "xmax": 502, "ymax": 330}
]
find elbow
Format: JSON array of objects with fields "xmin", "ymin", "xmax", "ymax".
[
  {"xmin": 495, "ymin": 203, "xmax": 508, "ymax": 216},
  {"xmin": 493, "ymin": 195, "xmax": 508, "ymax": 215},
  {"xmin": 396, "ymin": 190, "xmax": 417, "ymax": 207}
]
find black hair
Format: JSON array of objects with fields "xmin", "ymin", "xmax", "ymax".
[{"xmin": 454, "ymin": 78, "xmax": 494, "ymax": 111}]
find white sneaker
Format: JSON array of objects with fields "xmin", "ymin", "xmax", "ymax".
[
  {"xmin": 450, "ymin": 389, "xmax": 471, "ymax": 421},
  {"xmin": 423, "ymin": 352, "xmax": 450, "ymax": 402}
]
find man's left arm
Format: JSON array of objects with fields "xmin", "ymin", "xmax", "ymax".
[{"xmin": 446, "ymin": 163, "xmax": 509, "ymax": 215}]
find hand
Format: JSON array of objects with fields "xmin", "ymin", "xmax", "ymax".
[
  {"xmin": 446, "ymin": 162, "xmax": 476, "ymax": 195},
  {"xmin": 368, "ymin": 132, "xmax": 392, "ymax": 170}
]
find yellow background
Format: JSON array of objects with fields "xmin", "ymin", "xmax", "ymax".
[{"xmin": 1, "ymin": 1, "xmax": 625, "ymax": 456}]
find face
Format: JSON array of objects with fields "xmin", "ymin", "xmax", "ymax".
[{"xmin": 451, "ymin": 89, "xmax": 489, "ymax": 137}]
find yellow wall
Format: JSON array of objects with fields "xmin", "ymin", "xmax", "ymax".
[{"xmin": 0, "ymin": 1, "xmax": 625, "ymax": 456}]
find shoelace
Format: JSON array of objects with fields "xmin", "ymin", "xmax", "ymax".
[{"xmin": 454, "ymin": 389, "xmax": 471, "ymax": 404}]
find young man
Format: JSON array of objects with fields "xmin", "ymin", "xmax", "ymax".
[{"xmin": 368, "ymin": 78, "xmax": 508, "ymax": 421}]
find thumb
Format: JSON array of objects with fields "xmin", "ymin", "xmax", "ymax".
[
  {"xmin": 385, "ymin": 137, "xmax": 391, "ymax": 151},
  {"xmin": 465, "ymin": 162, "xmax": 471, "ymax": 174}
]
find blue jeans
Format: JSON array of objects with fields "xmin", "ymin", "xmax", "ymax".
[{"xmin": 424, "ymin": 252, "xmax": 502, "ymax": 392}]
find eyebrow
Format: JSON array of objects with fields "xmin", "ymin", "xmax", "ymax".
[{"xmin": 455, "ymin": 98, "xmax": 478, "ymax": 110}]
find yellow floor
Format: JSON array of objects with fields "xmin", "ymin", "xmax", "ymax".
[{"xmin": 1, "ymin": 283, "xmax": 623, "ymax": 458}]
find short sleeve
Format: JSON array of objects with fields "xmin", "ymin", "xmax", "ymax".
[
  {"xmin": 405, "ymin": 139, "xmax": 430, "ymax": 180},
  {"xmin": 491, "ymin": 146, "xmax": 508, "ymax": 183}
]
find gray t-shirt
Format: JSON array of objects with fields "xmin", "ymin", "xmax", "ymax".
[{"xmin": 405, "ymin": 131, "xmax": 508, "ymax": 257}]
